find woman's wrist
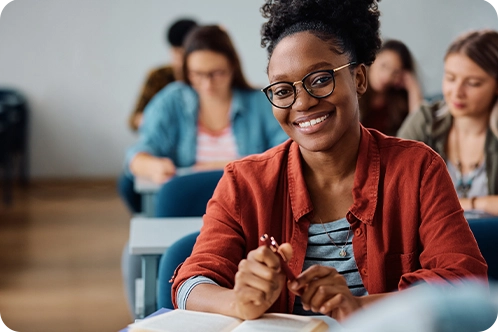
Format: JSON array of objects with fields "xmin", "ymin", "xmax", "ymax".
[{"xmin": 470, "ymin": 197, "xmax": 477, "ymax": 210}]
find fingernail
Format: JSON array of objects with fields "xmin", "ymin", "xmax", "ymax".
[
  {"xmin": 320, "ymin": 306, "xmax": 326, "ymax": 313},
  {"xmin": 290, "ymin": 281, "xmax": 298, "ymax": 289}
]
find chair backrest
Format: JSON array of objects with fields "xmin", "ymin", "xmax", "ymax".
[
  {"xmin": 468, "ymin": 217, "xmax": 498, "ymax": 281},
  {"xmin": 155, "ymin": 169, "xmax": 223, "ymax": 309},
  {"xmin": 154, "ymin": 169, "xmax": 224, "ymax": 217}
]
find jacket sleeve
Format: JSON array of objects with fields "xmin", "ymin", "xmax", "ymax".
[
  {"xmin": 396, "ymin": 104, "xmax": 433, "ymax": 143},
  {"xmin": 124, "ymin": 84, "xmax": 180, "ymax": 175},
  {"xmin": 398, "ymin": 154, "xmax": 488, "ymax": 288},
  {"xmin": 171, "ymin": 164, "xmax": 246, "ymax": 308}
]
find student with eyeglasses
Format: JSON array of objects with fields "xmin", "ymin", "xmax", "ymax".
[{"xmin": 171, "ymin": 0, "xmax": 487, "ymax": 322}]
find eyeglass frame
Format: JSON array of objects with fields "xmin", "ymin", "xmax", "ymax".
[
  {"xmin": 261, "ymin": 62, "xmax": 357, "ymax": 109},
  {"xmin": 188, "ymin": 69, "xmax": 230, "ymax": 82}
]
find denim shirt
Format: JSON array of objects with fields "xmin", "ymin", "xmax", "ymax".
[{"xmin": 124, "ymin": 81, "xmax": 288, "ymax": 175}]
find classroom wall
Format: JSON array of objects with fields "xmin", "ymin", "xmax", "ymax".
[{"xmin": 0, "ymin": 0, "xmax": 496, "ymax": 178}]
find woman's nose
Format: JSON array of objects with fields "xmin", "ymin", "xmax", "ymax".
[{"xmin": 292, "ymin": 83, "xmax": 319, "ymax": 111}]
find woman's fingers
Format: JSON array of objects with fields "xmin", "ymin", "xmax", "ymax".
[
  {"xmin": 289, "ymin": 265, "xmax": 358, "ymax": 317},
  {"xmin": 247, "ymin": 245, "xmax": 281, "ymax": 270},
  {"xmin": 278, "ymin": 242, "xmax": 293, "ymax": 262},
  {"xmin": 236, "ymin": 259, "xmax": 281, "ymax": 301},
  {"xmin": 289, "ymin": 264, "xmax": 338, "ymax": 294}
]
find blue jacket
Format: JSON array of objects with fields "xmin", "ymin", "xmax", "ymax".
[{"xmin": 125, "ymin": 81, "xmax": 288, "ymax": 175}]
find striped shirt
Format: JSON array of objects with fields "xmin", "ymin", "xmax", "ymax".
[
  {"xmin": 177, "ymin": 217, "xmax": 367, "ymax": 312},
  {"xmin": 196, "ymin": 122, "xmax": 238, "ymax": 163},
  {"xmin": 293, "ymin": 217, "xmax": 367, "ymax": 315}
]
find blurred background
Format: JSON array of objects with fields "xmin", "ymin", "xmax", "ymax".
[{"xmin": 0, "ymin": 0, "xmax": 496, "ymax": 331}]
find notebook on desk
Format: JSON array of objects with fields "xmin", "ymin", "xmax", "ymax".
[{"xmin": 127, "ymin": 309, "xmax": 331, "ymax": 332}]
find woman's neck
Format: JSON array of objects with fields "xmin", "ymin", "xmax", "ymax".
[
  {"xmin": 448, "ymin": 113, "xmax": 489, "ymax": 174},
  {"xmin": 198, "ymin": 92, "xmax": 233, "ymax": 132},
  {"xmin": 452, "ymin": 112, "xmax": 489, "ymax": 136},
  {"xmin": 301, "ymin": 125, "xmax": 360, "ymax": 186}
]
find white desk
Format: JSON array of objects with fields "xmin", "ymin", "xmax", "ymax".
[{"xmin": 129, "ymin": 216, "xmax": 203, "ymax": 318}]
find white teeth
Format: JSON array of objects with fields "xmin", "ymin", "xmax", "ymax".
[{"xmin": 298, "ymin": 114, "xmax": 329, "ymax": 128}]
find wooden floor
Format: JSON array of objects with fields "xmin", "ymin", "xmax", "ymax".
[{"xmin": 0, "ymin": 180, "xmax": 134, "ymax": 332}]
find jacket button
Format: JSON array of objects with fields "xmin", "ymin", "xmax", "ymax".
[
  {"xmin": 355, "ymin": 228, "xmax": 362, "ymax": 236},
  {"xmin": 361, "ymin": 268, "xmax": 368, "ymax": 276}
]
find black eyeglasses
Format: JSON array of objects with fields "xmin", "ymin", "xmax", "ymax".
[{"xmin": 261, "ymin": 62, "xmax": 356, "ymax": 109}]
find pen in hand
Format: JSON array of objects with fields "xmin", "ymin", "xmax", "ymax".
[{"xmin": 259, "ymin": 234, "xmax": 296, "ymax": 281}]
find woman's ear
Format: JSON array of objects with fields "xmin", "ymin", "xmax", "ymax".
[{"xmin": 355, "ymin": 64, "xmax": 368, "ymax": 96}]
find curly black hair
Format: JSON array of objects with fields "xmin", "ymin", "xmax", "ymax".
[{"xmin": 260, "ymin": 0, "xmax": 381, "ymax": 66}]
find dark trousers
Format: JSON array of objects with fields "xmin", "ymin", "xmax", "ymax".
[{"xmin": 117, "ymin": 172, "xmax": 142, "ymax": 213}]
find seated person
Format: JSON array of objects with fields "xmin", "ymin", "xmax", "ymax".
[
  {"xmin": 360, "ymin": 39, "xmax": 423, "ymax": 136},
  {"xmin": 171, "ymin": 0, "xmax": 487, "ymax": 322},
  {"xmin": 398, "ymin": 29, "xmax": 498, "ymax": 216},
  {"xmin": 128, "ymin": 18, "xmax": 198, "ymax": 132},
  {"xmin": 119, "ymin": 25, "xmax": 288, "ymax": 213}
]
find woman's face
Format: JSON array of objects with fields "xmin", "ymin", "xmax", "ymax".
[
  {"xmin": 368, "ymin": 50, "xmax": 404, "ymax": 92},
  {"xmin": 267, "ymin": 31, "xmax": 366, "ymax": 153},
  {"xmin": 187, "ymin": 50, "xmax": 233, "ymax": 98},
  {"xmin": 443, "ymin": 53, "xmax": 498, "ymax": 117}
]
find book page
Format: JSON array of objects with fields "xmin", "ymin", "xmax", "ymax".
[
  {"xmin": 129, "ymin": 309, "xmax": 242, "ymax": 332},
  {"xmin": 233, "ymin": 313, "xmax": 329, "ymax": 332}
]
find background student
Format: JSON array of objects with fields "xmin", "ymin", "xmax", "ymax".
[
  {"xmin": 360, "ymin": 39, "xmax": 423, "ymax": 136},
  {"xmin": 128, "ymin": 18, "xmax": 198, "ymax": 132},
  {"xmin": 398, "ymin": 29, "xmax": 498, "ymax": 216},
  {"xmin": 171, "ymin": 0, "xmax": 487, "ymax": 322},
  {"xmin": 118, "ymin": 25, "xmax": 287, "ymax": 214}
]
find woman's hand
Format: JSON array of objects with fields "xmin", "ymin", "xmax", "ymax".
[
  {"xmin": 194, "ymin": 160, "xmax": 230, "ymax": 171},
  {"xmin": 232, "ymin": 243, "xmax": 292, "ymax": 320},
  {"xmin": 288, "ymin": 265, "xmax": 362, "ymax": 321},
  {"xmin": 399, "ymin": 71, "xmax": 423, "ymax": 113},
  {"xmin": 130, "ymin": 153, "xmax": 176, "ymax": 184}
]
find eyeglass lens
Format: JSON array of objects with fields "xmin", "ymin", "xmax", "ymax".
[{"xmin": 266, "ymin": 71, "xmax": 335, "ymax": 108}]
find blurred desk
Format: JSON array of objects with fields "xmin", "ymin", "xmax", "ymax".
[
  {"xmin": 134, "ymin": 167, "xmax": 195, "ymax": 217},
  {"xmin": 129, "ymin": 216, "xmax": 203, "ymax": 318}
]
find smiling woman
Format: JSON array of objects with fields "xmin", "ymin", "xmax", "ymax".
[{"xmin": 171, "ymin": 0, "xmax": 488, "ymax": 323}]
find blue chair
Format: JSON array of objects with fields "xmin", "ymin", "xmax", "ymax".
[
  {"xmin": 155, "ymin": 169, "xmax": 224, "ymax": 309},
  {"xmin": 157, "ymin": 231, "xmax": 200, "ymax": 309},
  {"xmin": 0, "ymin": 103, "xmax": 14, "ymax": 205},
  {"xmin": 0, "ymin": 89, "xmax": 29, "ymax": 186},
  {"xmin": 155, "ymin": 169, "xmax": 224, "ymax": 217},
  {"xmin": 467, "ymin": 217, "xmax": 498, "ymax": 281}
]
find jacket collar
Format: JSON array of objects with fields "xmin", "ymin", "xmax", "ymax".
[{"xmin": 286, "ymin": 125, "xmax": 379, "ymax": 226}]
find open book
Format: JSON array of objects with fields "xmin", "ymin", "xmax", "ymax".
[{"xmin": 128, "ymin": 309, "xmax": 329, "ymax": 332}]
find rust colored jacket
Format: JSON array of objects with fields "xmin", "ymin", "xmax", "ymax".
[{"xmin": 172, "ymin": 126, "xmax": 487, "ymax": 312}]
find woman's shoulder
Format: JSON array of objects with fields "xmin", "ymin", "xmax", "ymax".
[
  {"xmin": 397, "ymin": 100, "xmax": 450, "ymax": 139},
  {"xmin": 369, "ymin": 128, "xmax": 441, "ymax": 165}
]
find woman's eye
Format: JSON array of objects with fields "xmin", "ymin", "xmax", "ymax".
[
  {"xmin": 273, "ymin": 86, "xmax": 293, "ymax": 98},
  {"xmin": 310, "ymin": 74, "xmax": 332, "ymax": 86},
  {"xmin": 444, "ymin": 75, "xmax": 455, "ymax": 82},
  {"xmin": 467, "ymin": 81, "xmax": 481, "ymax": 87}
]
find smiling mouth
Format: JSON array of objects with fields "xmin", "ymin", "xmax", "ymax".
[{"xmin": 295, "ymin": 114, "xmax": 330, "ymax": 128}]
